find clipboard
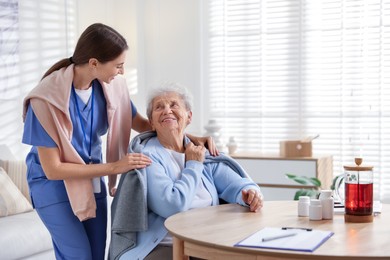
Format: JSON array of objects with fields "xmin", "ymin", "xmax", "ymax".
[{"xmin": 234, "ymin": 227, "xmax": 334, "ymax": 252}]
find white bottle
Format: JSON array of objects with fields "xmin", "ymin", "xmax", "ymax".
[
  {"xmin": 319, "ymin": 190, "xmax": 334, "ymax": 220},
  {"xmin": 298, "ymin": 196, "xmax": 310, "ymax": 217},
  {"xmin": 309, "ymin": 199, "xmax": 322, "ymax": 220}
]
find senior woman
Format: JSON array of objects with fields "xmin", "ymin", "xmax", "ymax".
[{"xmin": 110, "ymin": 83, "xmax": 263, "ymax": 260}]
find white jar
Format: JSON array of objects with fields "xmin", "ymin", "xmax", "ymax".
[
  {"xmin": 319, "ymin": 190, "xmax": 334, "ymax": 220},
  {"xmin": 309, "ymin": 199, "xmax": 322, "ymax": 220},
  {"xmin": 227, "ymin": 136, "xmax": 238, "ymax": 154},
  {"xmin": 298, "ymin": 196, "xmax": 310, "ymax": 217}
]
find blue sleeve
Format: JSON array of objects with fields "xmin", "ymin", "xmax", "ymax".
[
  {"xmin": 209, "ymin": 162, "xmax": 260, "ymax": 205},
  {"xmin": 22, "ymin": 105, "xmax": 57, "ymax": 147},
  {"xmin": 146, "ymin": 152, "xmax": 204, "ymax": 219},
  {"xmin": 131, "ymin": 100, "xmax": 137, "ymax": 118}
]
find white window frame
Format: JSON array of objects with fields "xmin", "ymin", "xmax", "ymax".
[
  {"xmin": 0, "ymin": 0, "xmax": 76, "ymax": 156},
  {"xmin": 202, "ymin": 0, "xmax": 390, "ymax": 203}
]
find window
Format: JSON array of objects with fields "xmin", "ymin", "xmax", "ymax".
[
  {"xmin": 204, "ymin": 0, "xmax": 390, "ymax": 202},
  {"xmin": 0, "ymin": 0, "xmax": 76, "ymax": 155}
]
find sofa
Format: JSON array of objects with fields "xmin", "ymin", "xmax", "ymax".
[{"xmin": 0, "ymin": 152, "xmax": 55, "ymax": 260}]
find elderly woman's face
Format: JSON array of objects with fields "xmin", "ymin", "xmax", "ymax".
[{"xmin": 150, "ymin": 92, "xmax": 192, "ymax": 134}]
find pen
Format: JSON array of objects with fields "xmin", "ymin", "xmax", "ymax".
[
  {"xmin": 282, "ymin": 227, "xmax": 312, "ymax": 231},
  {"xmin": 261, "ymin": 232, "xmax": 297, "ymax": 242}
]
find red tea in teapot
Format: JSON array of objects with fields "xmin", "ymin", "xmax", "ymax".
[
  {"xmin": 345, "ymin": 182, "xmax": 373, "ymax": 215},
  {"xmin": 341, "ymin": 158, "xmax": 374, "ymax": 222}
]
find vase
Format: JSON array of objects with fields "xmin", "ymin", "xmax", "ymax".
[
  {"xmin": 204, "ymin": 119, "xmax": 224, "ymax": 151},
  {"xmin": 227, "ymin": 136, "xmax": 238, "ymax": 154}
]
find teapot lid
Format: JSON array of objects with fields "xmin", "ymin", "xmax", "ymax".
[{"xmin": 343, "ymin": 157, "xmax": 373, "ymax": 171}]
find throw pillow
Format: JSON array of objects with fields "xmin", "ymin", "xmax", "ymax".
[{"xmin": 0, "ymin": 167, "xmax": 33, "ymax": 217}]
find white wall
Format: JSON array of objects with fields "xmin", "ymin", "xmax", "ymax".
[
  {"xmin": 77, "ymin": 0, "xmax": 205, "ymax": 136},
  {"xmin": 0, "ymin": 0, "xmax": 206, "ymax": 157}
]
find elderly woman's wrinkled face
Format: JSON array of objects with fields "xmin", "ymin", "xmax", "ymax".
[{"xmin": 150, "ymin": 92, "xmax": 192, "ymax": 134}]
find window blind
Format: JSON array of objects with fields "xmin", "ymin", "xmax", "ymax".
[
  {"xmin": 0, "ymin": 0, "xmax": 76, "ymax": 156},
  {"xmin": 204, "ymin": 0, "xmax": 390, "ymax": 202}
]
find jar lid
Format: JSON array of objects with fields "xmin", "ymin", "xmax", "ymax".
[
  {"xmin": 343, "ymin": 157, "xmax": 373, "ymax": 171},
  {"xmin": 298, "ymin": 196, "xmax": 310, "ymax": 202},
  {"xmin": 319, "ymin": 190, "xmax": 332, "ymax": 198}
]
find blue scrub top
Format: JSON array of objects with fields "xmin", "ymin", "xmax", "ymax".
[{"xmin": 22, "ymin": 80, "xmax": 137, "ymax": 208}]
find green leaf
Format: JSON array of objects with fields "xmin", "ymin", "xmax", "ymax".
[
  {"xmin": 285, "ymin": 174, "xmax": 321, "ymax": 187},
  {"xmin": 305, "ymin": 177, "xmax": 321, "ymax": 187},
  {"xmin": 331, "ymin": 174, "xmax": 343, "ymax": 190},
  {"xmin": 285, "ymin": 173, "xmax": 296, "ymax": 179},
  {"xmin": 285, "ymin": 174, "xmax": 311, "ymax": 185}
]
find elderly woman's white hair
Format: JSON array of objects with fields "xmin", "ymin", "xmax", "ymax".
[{"xmin": 146, "ymin": 82, "xmax": 193, "ymax": 120}]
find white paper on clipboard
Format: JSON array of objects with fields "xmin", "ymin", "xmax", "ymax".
[{"xmin": 234, "ymin": 227, "xmax": 334, "ymax": 252}]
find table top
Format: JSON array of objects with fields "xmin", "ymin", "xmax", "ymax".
[{"xmin": 164, "ymin": 201, "xmax": 389, "ymax": 259}]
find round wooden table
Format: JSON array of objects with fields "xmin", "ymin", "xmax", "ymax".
[{"xmin": 164, "ymin": 201, "xmax": 389, "ymax": 260}]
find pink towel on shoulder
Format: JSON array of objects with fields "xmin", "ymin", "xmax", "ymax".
[{"xmin": 23, "ymin": 65, "xmax": 131, "ymax": 221}]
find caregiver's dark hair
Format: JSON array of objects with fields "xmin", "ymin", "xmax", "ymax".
[{"xmin": 41, "ymin": 23, "xmax": 128, "ymax": 80}]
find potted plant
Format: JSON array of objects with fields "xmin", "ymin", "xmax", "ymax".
[
  {"xmin": 286, "ymin": 173, "xmax": 344, "ymax": 201},
  {"xmin": 285, "ymin": 174, "xmax": 321, "ymax": 200}
]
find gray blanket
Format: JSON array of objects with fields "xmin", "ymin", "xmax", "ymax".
[
  {"xmin": 108, "ymin": 132, "xmax": 155, "ymax": 260},
  {"xmin": 108, "ymin": 168, "xmax": 148, "ymax": 260}
]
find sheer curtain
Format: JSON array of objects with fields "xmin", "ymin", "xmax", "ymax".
[
  {"xmin": 203, "ymin": 0, "xmax": 390, "ymax": 202},
  {"xmin": 0, "ymin": 0, "xmax": 76, "ymax": 156}
]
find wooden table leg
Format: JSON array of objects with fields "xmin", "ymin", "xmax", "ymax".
[{"xmin": 172, "ymin": 236, "xmax": 189, "ymax": 260}]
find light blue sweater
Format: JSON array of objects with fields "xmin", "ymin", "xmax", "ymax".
[{"xmin": 118, "ymin": 131, "xmax": 261, "ymax": 260}]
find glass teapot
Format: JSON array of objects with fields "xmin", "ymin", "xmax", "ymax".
[{"xmin": 335, "ymin": 158, "xmax": 374, "ymax": 222}]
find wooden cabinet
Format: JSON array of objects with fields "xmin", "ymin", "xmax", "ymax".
[{"xmin": 231, "ymin": 153, "xmax": 333, "ymax": 201}]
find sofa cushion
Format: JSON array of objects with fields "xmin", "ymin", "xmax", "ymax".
[
  {"xmin": 0, "ymin": 210, "xmax": 53, "ymax": 260},
  {"xmin": 0, "ymin": 159, "xmax": 31, "ymax": 203},
  {"xmin": 0, "ymin": 167, "xmax": 33, "ymax": 217}
]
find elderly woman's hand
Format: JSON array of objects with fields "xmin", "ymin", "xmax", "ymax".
[
  {"xmin": 185, "ymin": 142, "xmax": 206, "ymax": 163},
  {"xmin": 242, "ymin": 189, "xmax": 263, "ymax": 212}
]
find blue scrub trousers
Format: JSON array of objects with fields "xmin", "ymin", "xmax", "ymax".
[{"xmin": 36, "ymin": 197, "xmax": 107, "ymax": 260}]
